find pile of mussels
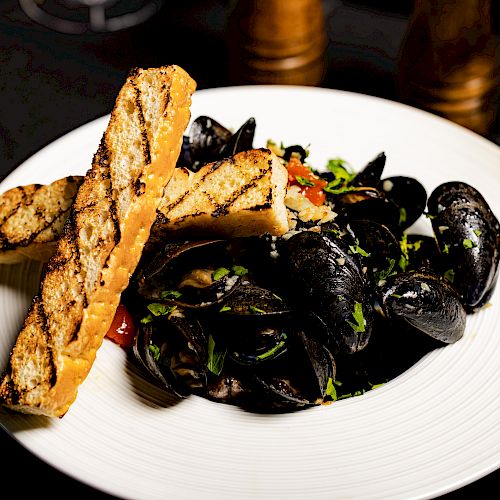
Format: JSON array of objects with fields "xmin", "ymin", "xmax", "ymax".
[{"xmin": 124, "ymin": 116, "xmax": 500, "ymax": 411}]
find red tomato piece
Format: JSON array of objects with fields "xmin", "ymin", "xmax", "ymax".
[
  {"xmin": 106, "ymin": 303, "xmax": 137, "ymax": 349},
  {"xmin": 286, "ymin": 157, "xmax": 327, "ymax": 206}
]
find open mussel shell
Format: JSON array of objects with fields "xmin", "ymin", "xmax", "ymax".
[
  {"xmin": 380, "ymin": 269, "xmax": 466, "ymax": 344},
  {"xmin": 335, "ymin": 187, "xmax": 401, "ymax": 234},
  {"xmin": 133, "ymin": 310, "xmax": 208, "ymax": 398},
  {"xmin": 218, "ymin": 117, "xmax": 256, "ymax": 158},
  {"xmin": 381, "ymin": 176, "xmax": 427, "ymax": 230},
  {"xmin": 218, "ymin": 284, "xmax": 291, "ymax": 317},
  {"xmin": 135, "ymin": 239, "xmax": 243, "ymax": 308},
  {"xmin": 180, "ymin": 115, "xmax": 232, "ymax": 170},
  {"xmin": 281, "ymin": 230, "xmax": 374, "ymax": 354},
  {"xmin": 428, "ymin": 181, "xmax": 500, "ymax": 312},
  {"xmin": 350, "ymin": 152, "xmax": 386, "ymax": 188},
  {"xmin": 252, "ymin": 330, "xmax": 336, "ymax": 409},
  {"xmin": 403, "ymin": 235, "xmax": 441, "ymax": 273}
]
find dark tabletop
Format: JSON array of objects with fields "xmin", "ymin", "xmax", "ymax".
[{"xmin": 1, "ymin": 1, "xmax": 499, "ymax": 498}]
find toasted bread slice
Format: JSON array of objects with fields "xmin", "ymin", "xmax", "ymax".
[
  {"xmin": 0, "ymin": 176, "xmax": 84, "ymax": 264},
  {"xmin": 0, "ymin": 149, "xmax": 290, "ymax": 261},
  {"xmin": 149, "ymin": 148, "xmax": 289, "ymax": 246},
  {"xmin": 0, "ymin": 65, "xmax": 196, "ymax": 417}
]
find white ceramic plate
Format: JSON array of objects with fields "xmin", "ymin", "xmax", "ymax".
[{"xmin": 1, "ymin": 86, "xmax": 500, "ymax": 500}]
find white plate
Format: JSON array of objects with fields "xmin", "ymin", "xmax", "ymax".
[{"xmin": 1, "ymin": 86, "xmax": 500, "ymax": 500}]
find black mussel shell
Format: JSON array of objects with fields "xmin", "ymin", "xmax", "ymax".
[
  {"xmin": 219, "ymin": 117, "xmax": 256, "ymax": 158},
  {"xmin": 205, "ymin": 371, "xmax": 253, "ymax": 404},
  {"xmin": 380, "ymin": 269, "xmax": 466, "ymax": 344},
  {"xmin": 381, "ymin": 176, "xmax": 427, "ymax": 231},
  {"xmin": 283, "ymin": 145, "xmax": 308, "ymax": 162},
  {"xmin": 428, "ymin": 182, "xmax": 500, "ymax": 312},
  {"xmin": 350, "ymin": 152, "xmax": 386, "ymax": 188},
  {"xmin": 253, "ymin": 330, "xmax": 336, "ymax": 409},
  {"xmin": 180, "ymin": 116, "xmax": 232, "ymax": 170},
  {"xmin": 133, "ymin": 310, "xmax": 208, "ymax": 397},
  {"xmin": 281, "ymin": 230, "xmax": 374, "ymax": 354}
]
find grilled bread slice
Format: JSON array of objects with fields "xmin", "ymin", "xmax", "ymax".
[
  {"xmin": 0, "ymin": 149, "xmax": 290, "ymax": 261},
  {"xmin": 0, "ymin": 176, "xmax": 84, "ymax": 264},
  {"xmin": 0, "ymin": 65, "xmax": 196, "ymax": 417},
  {"xmin": 148, "ymin": 148, "xmax": 289, "ymax": 247}
]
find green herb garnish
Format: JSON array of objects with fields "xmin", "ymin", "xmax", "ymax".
[
  {"xmin": 346, "ymin": 302, "xmax": 365, "ymax": 333},
  {"xmin": 474, "ymin": 229, "xmax": 482, "ymax": 237},
  {"xmin": 148, "ymin": 344, "xmax": 160, "ymax": 362},
  {"xmin": 399, "ymin": 207, "xmax": 407, "ymax": 226},
  {"xmin": 249, "ymin": 305, "xmax": 266, "ymax": 314},
  {"xmin": 348, "ymin": 239, "xmax": 370, "ymax": 258},
  {"xmin": 219, "ymin": 305, "xmax": 232, "ymax": 312},
  {"xmin": 375, "ymin": 258, "xmax": 397, "ymax": 282},
  {"xmin": 232, "ymin": 265, "xmax": 248, "ymax": 276},
  {"xmin": 147, "ymin": 303, "xmax": 177, "ymax": 317},
  {"xmin": 295, "ymin": 175, "xmax": 315, "ymax": 187},
  {"xmin": 160, "ymin": 289, "xmax": 182, "ymax": 300},
  {"xmin": 255, "ymin": 340, "xmax": 286, "ymax": 362},
  {"xmin": 444, "ymin": 268, "xmax": 455, "ymax": 283},
  {"xmin": 207, "ymin": 335, "xmax": 227, "ymax": 376},
  {"xmin": 213, "ymin": 267, "xmax": 230, "ymax": 281},
  {"xmin": 442, "ymin": 243, "xmax": 450, "ymax": 254},
  {"xmin": 325, "ymin": 158, "xmax": 355, "ymax": 181},
  {"xmin": 463, "ymin": 238, "xmax": 477, "ymax": 249},
  {"xmin": 323, "ymin": 184, "xmax": 358, "ymax": 195},
  {"xmin": 325, "ymin": 377, "xmax": 338, "ymax": 401},
  {"xmin": 140, "ymin": 314, "xmax": 153, "ymax": 324}
]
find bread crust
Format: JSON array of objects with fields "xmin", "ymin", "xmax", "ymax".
[{"xmin": 0, "ymin": 65, "xmax": 196, "ymax": 417}]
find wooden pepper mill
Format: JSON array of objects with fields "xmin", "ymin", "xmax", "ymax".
[
  {"xmin": 227, "ymin": 0, "xmax": 327, "ymax": 86},
  {"xmin": 397, "ymin": 0, "xmax": 498, "ymax": 135}
]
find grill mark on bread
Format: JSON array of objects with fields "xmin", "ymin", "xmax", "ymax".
[
  {"xmin": 35, "ymin": 299, "xmax": 57, "ymax": 388},
  {"xmin": 211, "ymin": 166, "xmax": 272, "ymax": 217},
  {"xmin": 131, "ymin": 79, "xmax": 152, "ymax": 166}
]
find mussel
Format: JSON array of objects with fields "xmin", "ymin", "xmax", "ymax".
[
  {"xmin": 179, "ymin": 115, "xmax": 256, "ymax": 171},
  {"xmin": 379, "ymin": 269, "xmax": 466, "ymax": 344},
  {"xmin": 280, "ymin": 229, "xmax": 374, "ymax": 354},
  {"xmin": 427, "ymin": 181, "xmax": 500, "ymax": 312}
]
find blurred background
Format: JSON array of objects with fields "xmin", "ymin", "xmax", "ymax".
[{"xmin": 1, "ymin": 0, "xmax": 499, "ymax": 498}]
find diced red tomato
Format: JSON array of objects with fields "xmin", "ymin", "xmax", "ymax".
[
  {"xmin": 286, "ymin": 157, "xmax": 327, "ymax": 206},
  {"xmin": 106, "ymin": 303, "xmax": 137, "ymax": 349}
]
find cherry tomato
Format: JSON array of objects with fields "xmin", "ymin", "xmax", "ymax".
[
  {"xmin": 106, "ymin": 303, "xmax": 137, "ymax": 349},
  {"xmin": 286, "ymin": 157, "xmax": 327, "ymax": 206}
]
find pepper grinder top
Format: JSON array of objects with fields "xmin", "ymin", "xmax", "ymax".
[
  {"xmin": 397, "ymin": 0, "xmax": 498, "ymax": 136},
  {"xmin": 227, "ymin": 0, "xmax": 327, "ymax": 86}
]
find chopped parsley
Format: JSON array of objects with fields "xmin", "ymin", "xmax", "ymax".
[
  {"xmin": 399, "ymin": 207, "xmax": 407, "ymax": 226},
  {"xmin": 207, "ymin": 335, "xmax": 227, "ymax": 376},
  {"xmin": 249, "ymin": 305, "xmax": 266, "ymax": 314},
  {"xmin": 444, "ymin": 268, "xmax": 455, "ymax": 283},
  {"xmin": 325, "ymin": 158, "xmax": 355, "ymax": 182},
  {"xmin": 463, "ymin": 238, "xmax": 477, "ymax": 249},
  {"xmin": 255, "ymin": 339, "xmax": 286, "ymax": 362},
  {"xmin": 213, "ymin": 267, "xmax": 230, "ymax": 281},
  {"xmin": 295, "ymin": 175, "xmax": 315, "ymax": 187},
  {"xmin": 219, "ymin": 305, "xmax": 232, "ymax": 312},
  {"xmin": 348, "ymin": 239, "xmax": 370, "ymax": 258},
  {"xmin": 474, "ymin": 229, "xmax": 482, "ymax": 237},
  {"xmin": 375, "ymin": 258, "xmax": 397, "ymax": 283},
  {"xmin": 232, "ymin": 265, "xmax": 248, "ymax": 276},
  {"xmin": 442, "ymin": 243, "xmax": 450, "ymax": 254},
  {"xmin": 140, "ymin": 314, "xmax": 153, "ymax": 324},
  {"xmin": 147, "ymin": 303, "xmax": 177, "ymax": 317},
  {"xmin": 160, "ymin": 289, "xmax": 182, "ymax": 300},
  {"xmin": 346, "ymin": 302, "xmax": 365, "ymax": 333},
  {"xmin": 323, "ymin": 183, "xmax": 357, "ymax": 195},
  {"xmin": 399, "ymin": 233, "xmax": 422, "ymax": 272},
  {"xmin": 325, "ymin": 377, "xmax": 337, "ymax": 401},
  {"xmin": 148, "ymin": 343, "xmax": 161, "ymax": 362}
]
